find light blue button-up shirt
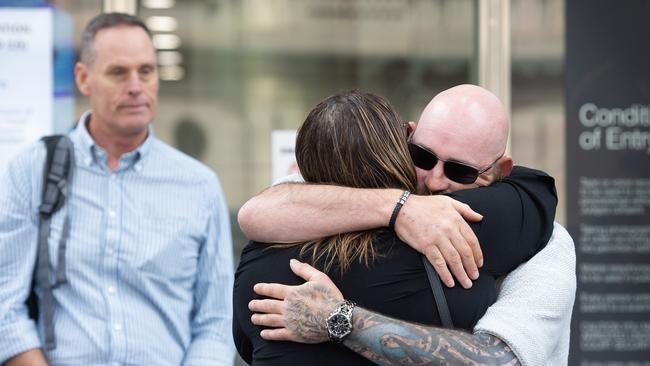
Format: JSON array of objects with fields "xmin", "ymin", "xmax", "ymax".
[{"xmin": 0, "ymin": 113, "xmax": 235, "ymax": 365}]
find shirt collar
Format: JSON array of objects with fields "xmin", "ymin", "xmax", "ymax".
[{"xmin": 71, "ymin": 111, "xmax": 155, "ymax": 171}]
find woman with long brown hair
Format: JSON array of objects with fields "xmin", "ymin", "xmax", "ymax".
[
  {"xmin": 233, "ymin": 90, "xmax": 554, "ymax": 365},
  {"xmin": 290, "ymin": 90, "xmax": 417, "ymax": 275}
]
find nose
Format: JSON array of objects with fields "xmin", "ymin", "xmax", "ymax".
[
  {"xmin": 127, "ymin": 71, "xmax": 143, "ymax": 96},
  {"xmin": 424, "ymin": 162, "xmax": 450, "ymax": 194}
]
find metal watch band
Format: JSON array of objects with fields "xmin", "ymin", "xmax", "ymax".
[
  {"xmin": 337, "ymin": 300, "xmax": 355, "ymax": 318},
  {"xmin": 327, "ymin": 300, "xmax": 356, "ymax": 343}
]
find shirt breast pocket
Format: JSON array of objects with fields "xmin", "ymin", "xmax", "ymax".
[{"xmin": 130, "ymin": 215, "xmax": 202, "ymax": 283}]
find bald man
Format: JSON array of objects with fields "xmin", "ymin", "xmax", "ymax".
[{"xmin": 239, "ymin": 85, "xmax": 576, "ymax": 365}]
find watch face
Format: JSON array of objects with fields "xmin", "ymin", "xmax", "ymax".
[{"xmin": 327, "ymin": 313, "xmax": 351, "ymax": 338}]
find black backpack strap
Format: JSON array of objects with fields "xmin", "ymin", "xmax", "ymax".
[
  {"xmin": 421, "ymin": 256, "xmax": 454, "ymax": 328},
  {"xmin": 35, "ymin": 134, "xmax": 74, "ymax": 351}
]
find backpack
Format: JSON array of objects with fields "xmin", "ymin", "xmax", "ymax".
[{"xmin": 26, "ymin": 135, "xmax": 74, "ymax": 351}]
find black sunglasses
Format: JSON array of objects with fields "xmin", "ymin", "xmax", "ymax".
[{"xmin": 407, "ymin": 141, "xmax": 499, "ymax": 184}]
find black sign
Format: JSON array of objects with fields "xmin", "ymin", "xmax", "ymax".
[{"xmin": 567, "ymin": 0, "xmax": 650, "ymax": 364}]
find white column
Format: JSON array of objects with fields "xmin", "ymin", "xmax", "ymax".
[
  {"xmin": 103, "ymin": 0, "xmax": 138, "ymax": 15},
  {"xmin": 477, "ymin": 0, "xmax": 511, "ymax": 154}
]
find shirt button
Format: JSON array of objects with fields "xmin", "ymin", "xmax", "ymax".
[
  {"xmin": 106, "ymin": 248, "xmax": 113, "ymax": 256},
  {"xmin": 107, "ymin": 286, "xmax": 116, "ymax": 294},
  {"xmin": 108, "ymin": 210, "xmax": 116, "ymax": 218},
  {"xmin": 113, "ymin": 323, "xmax": 122, "ymax": 332},
  {"xmin": 110, "ymin": 174, "xmax": 117, "ymax": 180}
]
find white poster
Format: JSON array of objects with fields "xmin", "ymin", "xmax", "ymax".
[
  {"xmin": 0, "ymin": 8, "xmax": 53, "ymax": 174},
  {"xmin": 271, "ymin": 129, "xmax": 298, "ymax": 183}
]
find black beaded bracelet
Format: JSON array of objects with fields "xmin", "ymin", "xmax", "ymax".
[{"xmin": 388, "ymin": 190, "xmax": 411, "ymax": 231}]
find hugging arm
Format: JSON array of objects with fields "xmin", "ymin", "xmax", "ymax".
[
  {"xmin": 238, "ymin": 183, "xmax": 484, "ymax": 288},
  {"xmin": 238, "ymin": 166, "xmax": 556, "ymax": 287},
  {"xmin": 250, "ymin": 260, "xmax": 520, "ymax": 366},
  {"xmin": 238, "ymin": 183, "xmax": 399, "ymax": 244},
  {"xmin": 345, "ymin": 307, "xmax": 520, "ymax": 366}
]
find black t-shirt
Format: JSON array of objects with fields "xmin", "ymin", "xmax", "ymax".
[{"xmin": 233, "ymin": 166, "xmax": 557, "ymax": 365}]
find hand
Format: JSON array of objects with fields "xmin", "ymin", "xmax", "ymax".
[
  {"xmin": 249, "ymin": 259, "xmax": 343, "ymax": 343},
  {"xmin": 4, "ymin": 349, "xmax": 49, "ymax": 366},
  {"xmin": 394, "ymin": 194, "xmax": 483, "ymax": 288}
]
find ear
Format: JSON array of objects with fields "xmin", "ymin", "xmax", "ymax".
[
  {"xmin": 75, "ymin": 62, "xmax": 91, "ymax": 96},
  {"xmin": 496, "ymin": 155, "xmax": 513, "ymax": 177},
  {"xmin": 407, "ymin": 121, "xmax": 417, "ymax": 138}
]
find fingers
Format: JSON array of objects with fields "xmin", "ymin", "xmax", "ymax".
[
  {"xmin": 260, "ymin": 328, "xmax": 296, "ymax": 342},
  {"xmin": 249, "ymin": 298, "xmax": 286, "ymax": 335},
  {"xmin": 453, "ymin": 200, "xmax": 483, "ymax": 222},
  {"xmin": 249, "ymin": 298, "xmax": 284, "ymax": 315},
  {"xmin": 253, "ymin": 282, "xmax": 291, "ymax": 300},
  {"xmin": 289, "ymin": 259, "xmax": 344, "ymax": 300},
  {"xmin": 251, "ymin": 313, "xmax": 285, "ymax": 328},
  {"xmin": 449, "ymin": 199, "xmax": 483, "ymax": 274},
  {"xmin": 459, "ymin": 219, "xmax": 483, "ymax": 268},
  {"xmin": 437, "ymin": 239, "xmax": 473, "ymax": 289},
  {"xmin": 254, "ymin": 260, "xmax": 335, "ymax": 300},
  {"xmin": 426, "ymin": 235, "xmax": 476, "ymax": 288},
  {"xmin": 289, "ymin": 259, "xmax": 325, "ymax": 281},
  {"xmin": 448, "ymin": 227, "xmax": 479, "ymax": 283},
  {"xmin": 425, "ymin": 246, "xmax": 454, "ymax": 287}
]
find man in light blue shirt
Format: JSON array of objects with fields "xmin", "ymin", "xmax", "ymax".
[{"xmin": 0, "ymin": 13, "xmax": 235, "ymax": 365}]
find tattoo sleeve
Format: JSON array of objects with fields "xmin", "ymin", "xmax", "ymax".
[{"xmin": 343, "ymin": 307, "xmax": 521, "ymax": 366}]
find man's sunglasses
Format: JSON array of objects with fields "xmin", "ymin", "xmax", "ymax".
[{"xmin": 407, "ymin": 141, "xmax": 499, "ymax": 184}]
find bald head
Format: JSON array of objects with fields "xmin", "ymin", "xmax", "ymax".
[
  {"xmin": 409, "ymin": 84, "xmax": 512, "ymax": 194},
  {"xmin": 415, "ymin": 84, "xmax": 508, "ymax": 168}
]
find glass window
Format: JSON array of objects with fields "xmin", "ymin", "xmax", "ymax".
[{"xmin": 138, "ymin": 0, "xmax": 478, "ymax": 256}]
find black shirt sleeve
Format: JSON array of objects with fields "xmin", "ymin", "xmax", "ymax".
[{"xmin": 447, "ymin": 166, "xmax": 557, "ymax": 277}]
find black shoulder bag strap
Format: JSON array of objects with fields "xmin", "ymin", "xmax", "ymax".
[
  {"xmin": 421, "ymin": 256, "xmax": 454, "ymax": 328},
  {"xmin": 35, "ymin": 134, "xmax": 74, "ymax": 351}
]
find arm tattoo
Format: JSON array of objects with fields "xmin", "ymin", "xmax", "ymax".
[{"xmin": 344, "ymin": 308, "xmax": 521, "ymax": 366}]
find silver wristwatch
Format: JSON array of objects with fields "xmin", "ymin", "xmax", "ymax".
[{"xmin": 326, "ymin": 300, "xmax": 356, "ymax": 343}]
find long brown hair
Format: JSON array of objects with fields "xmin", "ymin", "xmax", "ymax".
[{"xmin": 292, "ymin": 90, "xmax": 416, "ymax": 273}]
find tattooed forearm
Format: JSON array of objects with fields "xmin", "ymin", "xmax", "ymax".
[
  {"xmin": 344, "ymin": 308, "xmax": 521, "ymax": 366},
  {"xmin": 268, "ymin": 275, "xmax": 518, "ymax": 364}
]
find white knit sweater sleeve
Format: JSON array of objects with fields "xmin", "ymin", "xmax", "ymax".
[
  {"xmin": 272, "ymin": 173, "xmax": 304, "ymax": 185},
  {"xmin": 473, "ymin": 223, "xmax": 577, "ymax": 366}
]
